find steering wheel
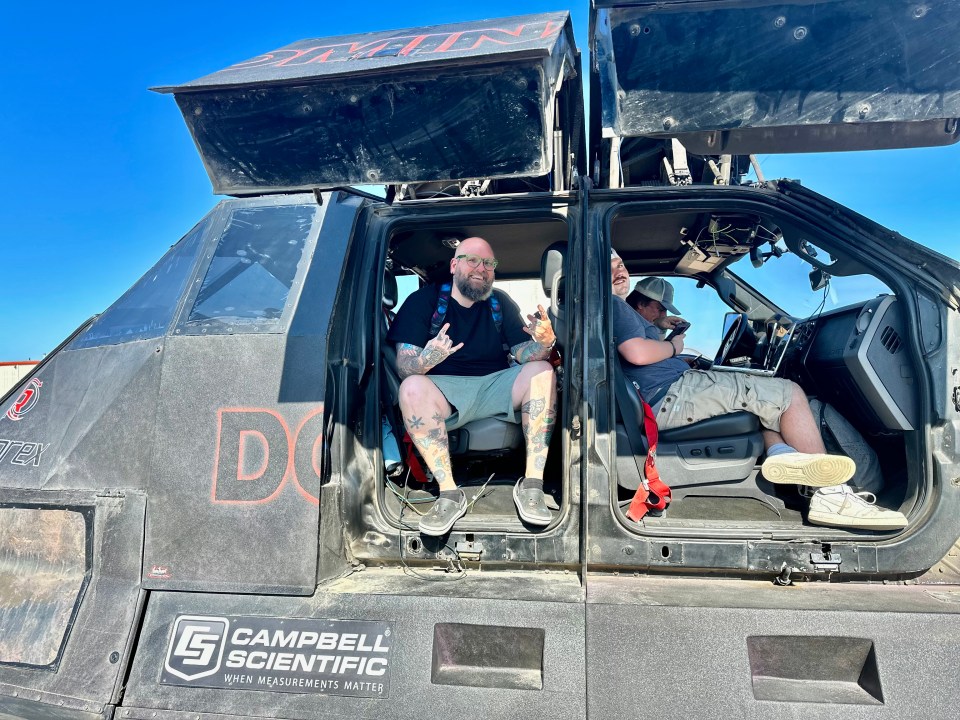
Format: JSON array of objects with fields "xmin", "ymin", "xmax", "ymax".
[{"xmin": 714, "ymin": 313, "xmax": 749, "ymax": 366}]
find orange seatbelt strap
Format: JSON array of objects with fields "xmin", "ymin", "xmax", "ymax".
[{"xmin": 625, "ymin": 390, "xmax": 672, "ymax": 521}]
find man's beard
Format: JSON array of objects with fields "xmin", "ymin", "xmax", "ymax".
[{"xmin": 455, "ymin": 271, "xmax": 494, "ymax": 302}]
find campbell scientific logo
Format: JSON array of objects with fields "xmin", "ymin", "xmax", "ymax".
[{"xmin": 164, "ymin": 616, "xmax": 230, "ymax": 681}]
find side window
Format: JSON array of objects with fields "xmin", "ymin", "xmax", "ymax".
[
  {"xmin": 631, "ymin": 276, "xmax": 732, "ymax": 357},
  {"xmin": 181, "ymin": 205, "xmax": 315, "ymax": 334},
  {"xmin": 70, "ymin": 220, "xmax": 207, "ymax": 349}
]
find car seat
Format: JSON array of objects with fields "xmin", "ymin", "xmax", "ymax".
[{"xmin": 380, "ymin": 269, "xmax": 522, "ymax": 456}]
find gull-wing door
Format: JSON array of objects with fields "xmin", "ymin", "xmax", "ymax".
[
  {"xmin": 591, "ymin": 0, "xmax": 960, "ymax": 185},
  {"xmin": 155, "ymin": 13, "xmax": 584, "ymax": 195}
]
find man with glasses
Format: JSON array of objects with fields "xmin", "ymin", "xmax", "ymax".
[
  {"xmin": 611, "ymin": 250, "xmax": 907, "ymax": 530},
  {"xmin": 388, "ymin": 236, "xmax": 558, "ymax": 536}
]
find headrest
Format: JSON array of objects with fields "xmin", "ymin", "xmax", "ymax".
[
  {"xmin": 540, "ymin": 241, "xmax": 566, "ymax": 298},
  {"xmin": 383, "ymin": 270, "xmax": 398, "ymax": 309}
]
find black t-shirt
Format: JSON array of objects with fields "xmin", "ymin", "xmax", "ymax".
[{"xmin": 387, "ymin": 284, "xmax": 529, "ymax": 377}]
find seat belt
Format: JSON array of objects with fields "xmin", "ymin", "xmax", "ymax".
[
  {"xmin": 401, "ymin": 431, "xmax": 430, "ymax": 484},
  {"xmin": 625, "ymin": 381, "xmax": 672, "ymax": 522}
]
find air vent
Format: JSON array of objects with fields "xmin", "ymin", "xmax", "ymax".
[{"xmin": 879, "ymin": 326, "xmax": 902, "ymax": 354}]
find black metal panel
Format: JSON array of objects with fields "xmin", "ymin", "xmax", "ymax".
[
  {"xmin": 586, "ymin": 575, "xmax": 960, "ymax": 719},
  {"xmin": 142, "ymin": 193, "xmax": 355, "ymax": 595},
  {"xmin": 122, "ymin": 571, "xmax": 585, "ymax": 719},
  {"xmin": 0, "ymin": 340, "xmax": 165, "ymax": 493},
  {"xmin": 158, "ymin": 14, "xmax": 579, "ymax": 194},
  {"xmin": 0, "ymin": 489, "xmax": 146, "ymax": 718},
  {"xmin": 594, "ymin": 0, "xmax": 960, "ymax": 152}
]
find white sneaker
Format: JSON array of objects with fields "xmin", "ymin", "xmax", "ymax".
[
  {"xmin": 807, "ymin": 485, "xmax": 908, "ymax": 530},
  {"xmin": 761, "ymin": 452, "xmax": 855, "ymax": 487}
]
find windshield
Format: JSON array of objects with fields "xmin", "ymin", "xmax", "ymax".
[{"xmin": 729, "ymin": 249, "xmax": 890, "ymax": 318}]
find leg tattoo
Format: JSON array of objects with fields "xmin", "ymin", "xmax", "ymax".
[
  {"xmin": 405, "ymin": 413, "xmax": 455, "ymax": 490},
  {"xmin": 523, "ymin": 406, "xmax": 556, "ymax": 479}
]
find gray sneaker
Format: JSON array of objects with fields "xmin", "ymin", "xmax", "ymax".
[
  {"xmin": 513, "ymin": 478, "xmax": 553, "ymax": 526},
  {"xmin": 418, "ymin": 490, "xmax": 467, "ymax": 537},
  {"xmin": 807, "ymin": 485, "xmax": 908, "ymax": 530},
  {"xmin": 761, "ymin": 452, "xmax": 855, "ymax": 487}
]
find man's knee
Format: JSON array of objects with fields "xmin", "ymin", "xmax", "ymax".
[
  {"xmin": 515, "ymin": 361, "xmax": 556, "ymax": 396},
  {"xmin": 398, "ymin": 375, "xmax": 440, "ymax": 409}
]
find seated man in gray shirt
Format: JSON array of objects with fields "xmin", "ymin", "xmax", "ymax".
[{"xmin": 610, "ymin": 249, "xmax": 906, "ymax": 530}]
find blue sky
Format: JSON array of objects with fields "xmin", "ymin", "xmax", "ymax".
[{"xmin": 2, "ymin": 1, "xmax": 957, "ymax": 359}]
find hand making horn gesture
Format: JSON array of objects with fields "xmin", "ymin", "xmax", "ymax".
[
  {"xmin": 421, "ymin": 323, "xmax": 464, "ymax": 367},
  {"xmin": 524, "ymin": 304, "xmax": 556, "ymax": 348}
]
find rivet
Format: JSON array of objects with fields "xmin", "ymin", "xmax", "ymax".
[
  {"xmin": 774, "ymin": 16, "xmax": 787, "ymax": 28},
  {"xmin": 663, "ymin": 116, "xmax": 676, "ymax": 131},
  {"xmin": 629, "ymin": 24, "xmax": 641, "ymax": 36},
  {"xmin": 793, "ymin": 26, "xmax": 808, "ymax": 40}
]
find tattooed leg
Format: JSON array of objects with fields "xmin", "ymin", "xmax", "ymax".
[
  {"xmin": 513, "ymin": 361, "xmax": 557, "ymax": 479},
  {"xmin": 398, "ymin": 375, "xmax": 456, "ymax": 490}
]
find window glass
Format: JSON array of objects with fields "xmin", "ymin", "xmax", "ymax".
[
  {"xmin": 0, "ymin": 508, "xmax": 89, "ymax": 667},
  {"xmin": 70, "ymin": 220, "xmax": 206, "ymax": 349},
  {"xmin": 629, "ymin": 276, "xmax": 733, "ymax": 358},
  {"xmin": 729, "ymin": 252, "xmax": 890, "ymax": 318},
  {"xmin": 183, "ymin": 205, "xmax": 315, "ymax": 333}
]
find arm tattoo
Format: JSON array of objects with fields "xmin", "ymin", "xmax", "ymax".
[
  {"xmin": 396, "ymin": 344, "xmax": 426, "ymax": 379},
  {"xmin": 512, "ymin": 340, "xmax": 552, "ymax": 364},
  {"xmin": 396, "ymin": 342, "xmax": 453, "ymax": 379}
]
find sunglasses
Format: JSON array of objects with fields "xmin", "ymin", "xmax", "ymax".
[{"xmin": 456, "ymin": 254, "xmax": 499, "ymax": 270}]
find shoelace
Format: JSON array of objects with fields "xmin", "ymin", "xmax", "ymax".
[{"xmin": 845, "ymin": 488, "xmax": 877, "ymax": 506}]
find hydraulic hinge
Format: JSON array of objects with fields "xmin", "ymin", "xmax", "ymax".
[{"xmin": 810, "ymin": 544, "xmax": 842, "ymax": 573}]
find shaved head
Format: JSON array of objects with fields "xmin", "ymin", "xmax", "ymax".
[{"xmin": 450, "ymin": 236, "xmax": 496, "ymax": 303}]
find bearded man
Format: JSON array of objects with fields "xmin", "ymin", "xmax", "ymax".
[{"xmin": 387, "ymin": 237, "xmax": 558, "ymax": 536}]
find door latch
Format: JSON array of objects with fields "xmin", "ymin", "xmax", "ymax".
[{"xmin": 810, "ymin": 548, "xmax": 842, "ymax": 572}]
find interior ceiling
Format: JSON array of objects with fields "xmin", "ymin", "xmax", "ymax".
[
  {"xmin": 389, "ymin": 210, "xmax": 771, "ymax": 281},
  {"xmin": 391, "ymin": 219, "xmax": 568, "ymax": 280}
]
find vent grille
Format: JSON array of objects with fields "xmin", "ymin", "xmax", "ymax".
[{"xmin": 880, "ymin": 326, "xmax": 902, "ymax": 354}]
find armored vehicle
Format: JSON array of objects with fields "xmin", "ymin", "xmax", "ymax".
[{"xmin": 3, "ymin": 2, "xmax": 960, "ymax": 718}]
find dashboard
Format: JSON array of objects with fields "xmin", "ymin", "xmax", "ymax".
[{"xmin": 778, "ymin": 296, "xmax": 917, "ymax": 432}]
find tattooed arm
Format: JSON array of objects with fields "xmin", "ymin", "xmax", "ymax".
[
  {"xmin": 512, "ymin": 339, "xmax": 554, "ymax": 364},
  {"xmin": 395, "ymin": 323, "xmax": 464, "ymax": 379},
  {"xmin": 512, "ymin": 303, "xmax": 556, "ymax": 364}
]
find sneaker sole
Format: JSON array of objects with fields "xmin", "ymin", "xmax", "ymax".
[
  {"xmin": 761, "ymin": 454, "xmax": 855, "ymax": 487},
  {"xmin": 418, "ymin": 501, "xmax": 467, "ymax": 537},
  {"xmin": 807, "ymin": 510, "xmax": 908, "ymax": 531},
  {"xmin": 513, "ymin": 483, "xmax": 552, "ymax": 526}
]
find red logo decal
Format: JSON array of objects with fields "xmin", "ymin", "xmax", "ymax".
[
  {"xmin": 148, "ymin": 564, "xmax": 173, "ymax": 580},
  {"xmin": 6, "ymin": 378, "xmax": 43, "ymax": 422}
]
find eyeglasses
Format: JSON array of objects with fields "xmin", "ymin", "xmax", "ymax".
[{"xmin": 455, "ymin": 254, "xmax": 499, "ymax": 270}]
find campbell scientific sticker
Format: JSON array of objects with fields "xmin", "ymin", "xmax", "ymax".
[{"xmin": 160, "ymin": 615, "xmax": 393, "ymax": 698}]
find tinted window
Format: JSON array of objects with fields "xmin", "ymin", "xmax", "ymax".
[
  {"xmin": 70, "ymin": 221, "xmax": 206, "ymax": 349},
  {"xmin": 182, "ymin": 205, "xmax": 315, "ymax": 334}
]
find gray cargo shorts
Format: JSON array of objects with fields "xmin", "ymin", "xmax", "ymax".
[
  {"xmin": 657, "ymin": 369, "xmax": 794, "ymax": 432},
  {"xmin": 429, "ymin": 365, "xmax": 525, "ymax": 430}
]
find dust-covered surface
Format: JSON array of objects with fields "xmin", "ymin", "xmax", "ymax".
[{"xmin": 0, "ymin": 508, "xmax": 87, "ymax": 666}]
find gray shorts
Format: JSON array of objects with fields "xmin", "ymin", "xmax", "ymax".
[
  {"xmin": 657, "ymin": 369, "xmax": 794, "ymax": 432},
  {"xmin": 429, "ymin": 365, "xmax": 525, "ymax": 430}
]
